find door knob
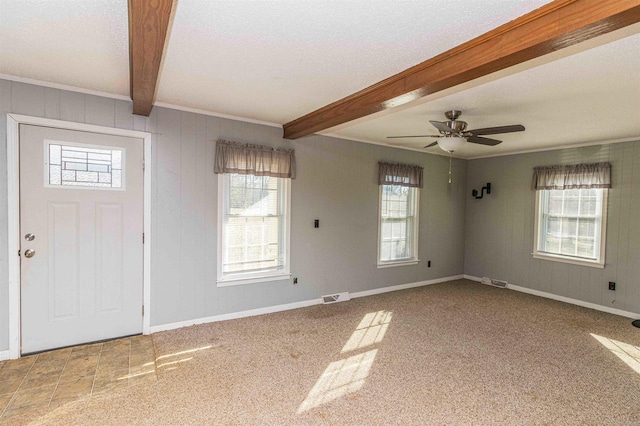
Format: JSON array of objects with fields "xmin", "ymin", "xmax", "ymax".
[
  {"xmin": 25, "ymin": 233, "xmax": 35, "ymax": 241},
  {"xmin": 24, "ymin": 249, "xmax": 36, "ymax": 258}
]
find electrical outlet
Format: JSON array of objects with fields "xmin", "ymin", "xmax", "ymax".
[
  {"xmin": 608, "ymin": 281, "xmax": 615, "ymax": 291},
  {"xmin": 293, "ymin": 277, "xmax": 298, "ymax": 285}
]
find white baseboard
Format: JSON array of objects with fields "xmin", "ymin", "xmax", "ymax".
[
  {"xmin": 0, "ymin": 350, "xmax": 11, "ymax": 361},
  {"xmin": 149, "ymin": 274, "xmax": 465, "ymax": 334},
  {"xmin": 351, "ymin": 274, "xmax": 464, "ymax": 299},
  {"xmin": 463, "ymin": 275, "xmax": 482, "ymax": 282},
  {"xmin": 149, "ymin": 298, "xmax": 322, "ymax": 333},
  {"xmin": 464, "ymin": 275, "xmax": 639, "ymax": 319}
]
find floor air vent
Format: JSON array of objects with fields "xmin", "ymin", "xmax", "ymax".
[
  {"xmin": 481, "ymin": 277, "xmax": 507, "ymax": 288},
  {"xmin": 322, "ymin": 292, "xmax": 351, "ymax": 304}
]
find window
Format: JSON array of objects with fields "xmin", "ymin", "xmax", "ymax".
[
  {"xmin": 214, "ymin": 139, "xmax": 295, "ymax": 286},
  {"xmin": 378, "ymin": 184, "xmax": 419, "ymax": 266},
  {"xmin": 45, "ymin": 141, "xmax": 124, "ymax": 190},
  {"xmin": 218, "ymin": 173, "xmax": 290, "ymax": 285},
  {"xmin": 532, "ymin": 162, "xmax": 610, "ymax": 268},
  {"xmin": 377, "ymin": 162, "xmax": 422, "ymax": 267}
]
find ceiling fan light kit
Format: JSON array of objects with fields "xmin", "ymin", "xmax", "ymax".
[
  {"xmin": 437, "ymin": 136, "xmax": 466, "ymax": 153},
  {"xmin": 388, "ymin": 110, "xmax": 525, "ymax": 153},
  {"xmin": 387, "ymin": 110, "xmax": 526, "ymax": 184}
]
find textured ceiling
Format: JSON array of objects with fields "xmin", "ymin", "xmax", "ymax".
[
  {"xmin": 0, "ymin": 0, "xmax": 638, "ymax": 159},
  {"xmin": 0, "ymin": 0, "xmax": 129, "ymax": 96},
  {"xmin": 156, "ymin": 0, "xmax": 552, "ymax": 124}
]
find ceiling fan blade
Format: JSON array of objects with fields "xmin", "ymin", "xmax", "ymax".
[
  {"xmin": 467, "ymin": 135, "xmax": 502, "ymax": 146},
  {"xmin": 423, "ymin": 141, "xmax": 438, "ymax": 148},
  {"xmin": 429, "ymin": 120, "xmax": 454, "ymax": 133},
  {"xmin": 467, "ymin": 124, "xmax": 525, "ymax": 135},
  {"xmin": 387, "ymin": 134, "xmax": 441, "ymax": 139}
]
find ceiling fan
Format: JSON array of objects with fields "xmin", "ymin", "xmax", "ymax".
[{"xmin": 387, "ymin": 110, "xmax": 525, "ymax": 152}]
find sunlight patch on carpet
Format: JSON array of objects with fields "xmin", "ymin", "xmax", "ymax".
[
  {"xmin": 297, "ymin": 349, "xmax": 378, "ymax": 413},
  {"xmin": 298, "ymin": 310, "xmax": 393, "ymax": 413},
  {"xmin": 591, "ymin": 333, "xmax": 640, "ymax": 374},
  {"xmin": 341, "ymin": 310, "xmax": 393, "ymax": 353}
]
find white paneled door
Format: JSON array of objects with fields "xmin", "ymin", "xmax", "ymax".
[{"xmin": 20, "ymin": 125, "xmax": 144, "ymax": 354}]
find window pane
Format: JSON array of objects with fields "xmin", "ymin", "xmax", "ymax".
[
  {"xmin": 577, "ymin": 237, "xmax": 595, "ymax": 258},
  {"xmin": 579, "ymin": 191, "xmax": 597, "ymax": 215},
  {"xmin": 547, "ymin": 217, "xmax": 561, "ymax": 236},
  {"xmin": 47, "ymin": 143, "xmax": 123, "ymax": 189},
  {"xmin": 380, "ymin": 242, "xmax": 391, "ymax": 261},
  {"xmin": 545, "ymin": 234, "xmax": 561, "ymax": 253},
  {"xmin": 578, "ymin": 219, "xmax": 595, "ymax": 239},
  {"xmin": 382, "ymin": 221, "xmax": 391, "ymax": 240},
  {"xmin": 391, "ymin": 240, "xmax": 407, "ymax": 259},
  {"xmin": 563, "ymin": 190, "xmax": 579, "ymax": 215},
  {"xmin": 562, "ymin": 218, "xmax": 577, "ymax": 238},
  {"xmin": 560, "ymin": 237, "xmax": 577, "ymax": 255},
  {"xmin": 548, "ymin": 191, "xmax": 564, "ymax": 214}
]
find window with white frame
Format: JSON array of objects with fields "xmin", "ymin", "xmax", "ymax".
[
  {"xmin": 532, "ymin": 163, "xmax": 610, "ymax": 267},
  {"xmin": 219, "ymin": 173, "xmax": 290, "ymax": 283},
  {"xmin": 377, "ymin": 162, "xmax": 422, "ymax": 267},
  {"xmin": 535, "ymin": 188, "xmax": 607, "ymax": 262},
  {"xmin": 379, "ymin": 184, "xmax": 419, "ymax": 264},
  {"xmin": 215, "ymin": 140, "xmax": 294, "ymax": 285}
]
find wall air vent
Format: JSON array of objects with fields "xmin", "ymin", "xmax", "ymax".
[
  {"xmin": 481, "ymin": 277, "xmax": 507, "ymax": 288},
  {"xmin": 321, "ymin": 292, "xmax": 351, "ymax": 304}
]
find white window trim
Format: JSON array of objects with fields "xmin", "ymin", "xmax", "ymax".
[
  {"xmin": 377, "ymin": 185, "xmax": 420, "ymax": 268},
  {"xmin": 216, "ymin": 174, "xmax": 291, "ymax": 286},
  {"xmin": 533, "ymin": 188, "xmax": 608, "ymax": 269}
]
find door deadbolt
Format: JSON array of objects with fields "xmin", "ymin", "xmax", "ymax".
[
  {"xmin": 24, "ymin": 233, "xmax": 35, "ymax": 241},
  {"xmin": 24, "ymin": 249, "xmax": 36, "ymax": 258}
]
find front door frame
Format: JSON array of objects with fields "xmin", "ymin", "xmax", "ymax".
[{"xmin": 6, "ymin": 113, "xmax": 153, "ymax": 359}]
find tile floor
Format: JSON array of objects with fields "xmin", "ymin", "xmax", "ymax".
[{"xmin": 0, "ymin": 335, "xmax": 156, "ymax": 421}]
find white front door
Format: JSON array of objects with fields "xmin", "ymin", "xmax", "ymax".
[{"xmin": 19, "ymin": 124, "xmax": 144, "ymax": 354}]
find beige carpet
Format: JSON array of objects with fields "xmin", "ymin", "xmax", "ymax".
[{"xmin": 10, "ymin": 279, "xmax": 640, "ymax": 425}]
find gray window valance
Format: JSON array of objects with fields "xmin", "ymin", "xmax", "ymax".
[
  {"xmin": 378, "ymin": 162, "xmax": 423, "ymax": 188},
  {"xmin": 214, "ymin": 139, "xmax": 296, "ymax": 179},
  {"xmin": 531, "ymin": 162, "xmax": 611, "ymax": 190}
]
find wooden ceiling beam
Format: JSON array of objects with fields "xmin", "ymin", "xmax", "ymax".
[
  {"xmin": 128, "ymin": 0, "xmax": 177, "ymax": 116},
  {"xmin": 283, "ymin": 0, "xmax": 640, "ymax": 139}
]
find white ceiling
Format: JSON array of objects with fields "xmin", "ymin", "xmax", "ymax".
[{"xmin": 1, "ymin": 0, "xmax": 638, "ymax": 159}]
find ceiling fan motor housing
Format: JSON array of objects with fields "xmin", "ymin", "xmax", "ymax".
[{"xmin": 444, "ymin": 120, "xmax": 467, "ymax": 133}]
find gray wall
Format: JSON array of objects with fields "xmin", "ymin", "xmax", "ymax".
[
  {"xmin": 0, "ymin": 79, "xmax": 467, "ymax": 351},
  {"xmin": 465, "ymin": 142, "xmax": 640, "ymax": 314}
]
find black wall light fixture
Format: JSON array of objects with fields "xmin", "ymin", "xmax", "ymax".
[{"xmin": 472, "ymin": 182, "xmax": 491, "ymax": 199}]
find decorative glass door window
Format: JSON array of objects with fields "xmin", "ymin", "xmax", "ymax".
[{"xmin": 45, "ymin": 141, "xmax": 125, "ymax": 189}]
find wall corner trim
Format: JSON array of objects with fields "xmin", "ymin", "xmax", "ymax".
[
  {"xmin": 149, "ymin": 274, "xmax": 464, "ymax": 334},
  {"xmin": 464, "ymin": 275, "xmax": 639, "ymax": 319}
]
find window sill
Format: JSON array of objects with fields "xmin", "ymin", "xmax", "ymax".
[
  {"xmin": 532, "ymin": 253, "xmax": 604, "ymax": 269},
  {"xmin": 377, "ymin": 259, "xmax": 420, "ymax": 269},
  {"xmin": 217, "ymin": 272, "xmax": 291, "ymax": 287}
]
